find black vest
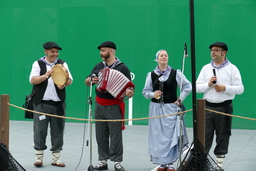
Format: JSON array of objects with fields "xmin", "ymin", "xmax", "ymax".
[
  {"xmin": 151, "ymin": 69, "xmax": 177, "ymax": 103},
  {"xmin": 32, "ymin": 59, "xmax": 66, "ymax": 106}
]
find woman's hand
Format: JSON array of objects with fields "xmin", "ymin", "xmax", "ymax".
[
  {"xmin": 174, "ymin": 98, "xmax": 182, "ymax": 107},
  {"xmin": 154, "ymin": 90, "xmax": 162, "ymax": 99}
]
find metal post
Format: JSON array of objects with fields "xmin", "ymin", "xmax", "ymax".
[
  {"xmin": 0, "ymin": 94, "xmax": 10, "ymax": 150},
  {"xmin": 189, "ymin": 0, "xmax": 201, "ymax": 170},
  {"xmin": 197, "ymin": 99, "xmax": 205, "ymax": 148},
  {"xmin": 87, "ymin": 80, "xmax": 94, "ymax": 171}
]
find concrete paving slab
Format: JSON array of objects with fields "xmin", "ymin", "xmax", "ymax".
[{"xmin": 6, "ymin": 121, "xmax": 256, "ymax": 171}]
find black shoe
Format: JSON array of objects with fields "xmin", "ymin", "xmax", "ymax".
[
  {"xmin": 114, "ymin": 163, "xmax": 125, "ymax": 171},
  {"xmin": 215, "ymin": 169, "xmax": 224, "ymax": 171},
  {"xmin": 214, "ymin": 166, "xmax": 224, "ymax": 171},
  {"xmin": 93, "ymin": 162, "xmax": 108, "ymax": 170}
]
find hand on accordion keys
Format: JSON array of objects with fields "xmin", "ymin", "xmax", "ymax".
[{"xmin": 126, "ymin": 87, "xmax": 134, "ymax": 98}]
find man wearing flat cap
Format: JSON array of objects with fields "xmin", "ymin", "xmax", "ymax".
[
  {"xmin": 29, "ymin": 41, "xmax": 73, "ymax": 167},
  {"xmin": 43, "ymin": 41, "xmax": 62, "ymax": 50},
  {"xmin": 97, "ymin": 41, "xmax": 117, "ymax": 50},
  {"xmin": 85, "ymin": 41, "xmax": 134, "ymax": 171},
  {"xmin": 196, "ymin": 42, "xmax": 244, "ymax": 170}
]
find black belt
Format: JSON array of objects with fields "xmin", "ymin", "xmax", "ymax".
[
  {"xmin": 41, "ymin": 100, "xmax": 62, "ymax": 105},
  {"xmin": 206, "ymin": 100, "xmax": 232, "ymax": 107}
]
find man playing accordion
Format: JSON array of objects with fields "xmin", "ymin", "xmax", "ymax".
[{"xmin": 85, "ymin": 41, "xmax": 134, "ymax": 171}]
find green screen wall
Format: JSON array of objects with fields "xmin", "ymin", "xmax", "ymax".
[{"xmin": 0, "ymin": 0, "xmax": 255, "ymax": 129}]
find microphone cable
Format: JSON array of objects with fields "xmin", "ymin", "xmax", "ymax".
[{"xmin": 74, "ymin": 87, "xmax": 91, "ymax": 171}]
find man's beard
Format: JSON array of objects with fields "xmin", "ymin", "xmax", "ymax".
[{"xmin": 101, "ymin": 51, "xmax": 110, "ymax": 60}]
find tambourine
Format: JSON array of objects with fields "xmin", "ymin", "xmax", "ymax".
[{"xmin": 51, "ymin": 64, "xmax": 69, "ymax": 86}]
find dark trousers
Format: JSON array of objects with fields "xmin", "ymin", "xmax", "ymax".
[
  {"xmin": 205, "ymin": 103, "xmax": 233, "ymax": 156},
  {"xmin": 95, "ymin": 102, "xmax": 123, "ymax": 162},
  {"xmin": 33, "ymin": 101, "xmax": 66, "ymax": 151}
]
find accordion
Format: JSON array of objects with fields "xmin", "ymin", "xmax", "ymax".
[{"xmin": 96, "ymin": 68, "xmax": 134, "ymax": 101}]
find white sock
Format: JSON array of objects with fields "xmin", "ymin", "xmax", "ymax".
[
  {"xmin": 100, "ymin": 160, "xmax": 107, "ymax": 164},
  {"xmin": 216, "ymin": 155, "xmax": 225, "ymax": 168},
  {"xmin": 159, "ymin": 165, "xmax": 166, "ymax": 168},
  {"xmin": 168, "ymin": 163, "xmax": 174, "ymax": 169}
]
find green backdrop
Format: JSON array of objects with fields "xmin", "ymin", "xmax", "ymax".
[{"xmin": 0, "ymin": 0, "xmax": 255, "ymax": 129}]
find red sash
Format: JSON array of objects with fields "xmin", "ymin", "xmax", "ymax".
[{"xmin": 96, "ymin": 96, "xmax": 125, "ymax": 130}]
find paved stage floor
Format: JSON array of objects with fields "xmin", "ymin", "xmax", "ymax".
[{"xmin": 7, "ymin": 121, "xmax": 256, "ymax": 171}]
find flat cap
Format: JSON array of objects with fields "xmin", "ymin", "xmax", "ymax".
[
  {"xmin": 43, "ymin": 41, "xmax": 62, "ymax": 50},
  {"xmin": 209, "ymin": 42, "xmax": 228, "ymax": 51},
  {"xmin": 98, "ymin": 41, "xmax": 116, "ymax": 50}
]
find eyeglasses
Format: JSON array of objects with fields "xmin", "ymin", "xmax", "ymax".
[{"xmin": 209, "ymin": 49, "xmax": 223, "ymax": 52}]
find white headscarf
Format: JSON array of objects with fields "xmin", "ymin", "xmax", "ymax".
[{"xmin": 154, "ymin": 49, "xmax": 165, "ymax": 62}]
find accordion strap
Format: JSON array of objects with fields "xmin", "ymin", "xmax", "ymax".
[
  {"xmin": 102, "ymin": 61, "xmax": 123, "ymax": 69},
  {"xmin": 113, "ymin": 62, "xmax": 123, "ymax": 68}
]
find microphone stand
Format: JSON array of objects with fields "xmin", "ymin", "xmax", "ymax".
[
  {"xmin": 87, "ymin": 79, "xmax": 94, "ymax": 171},
  {"xmin": 177, "ymin": 42, "xmax": 188, "ymax": 167}
]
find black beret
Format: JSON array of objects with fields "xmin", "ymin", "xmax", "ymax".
[
  {"xmin": 43, "ymin": 41, "xmax": 62, "ymax": 50},
  {"xmin": 209, "ymin": 42, "xmax": 228, "ymax": 51},
  {"xmin": 97, "ymin": 41, "xmax": 116, "ymax": 50}
]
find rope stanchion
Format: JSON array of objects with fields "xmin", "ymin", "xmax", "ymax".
[
  {"xmin": 7, "ymin": 103, "xmax": 256, "ymax": 122},
  {"xmin": 0, "ymin": 95, "xmax": 10, "ymax": 150}
]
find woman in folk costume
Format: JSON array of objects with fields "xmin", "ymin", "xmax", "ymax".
[{"xmin": 142, "ymin": 49, "xmax": 192, "ymax": 171}]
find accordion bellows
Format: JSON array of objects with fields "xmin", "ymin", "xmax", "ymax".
[{"xmin": 97, "ymin": 68, "xmax": 134, "ymax": 101}]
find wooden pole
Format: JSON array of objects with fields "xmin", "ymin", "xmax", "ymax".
[
  {"xmin": 0, "ymin": 94, "xmax": 10, "ymax": 150},
  {"xmin": 197, "ymin": 99, "xmax": 205, "ymax": 148}
]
